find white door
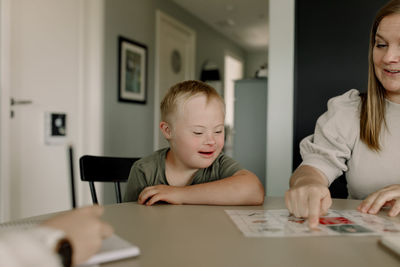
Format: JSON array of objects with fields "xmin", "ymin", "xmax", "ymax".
[
  {"xmin": 0, "ymin": 0, "xmax": 103, "ymax": 221},
  {"xmin": 154, "ymin": 11, "xmax": 196, "ymax": 150}
]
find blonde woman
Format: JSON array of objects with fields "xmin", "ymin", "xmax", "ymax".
[{"xmin": 286, "ymin": 0, "xmax": 400, "ymax": 229}]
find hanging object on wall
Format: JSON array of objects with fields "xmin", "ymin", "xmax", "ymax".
[
  {"xmin": 200, "ymin": 60, "xmax": 222, "ymax": 95},
  {"xmin": 200, "ymin": 60, "xmax": 220, "ymax": 81},
  {"xmin": 45, "ymin": 112, "xmax": 67, "ymax": 145},
  {"xmin": 171, "ymin": 49, "xmax": 182, "ymax": 74},
  {"xmin": 118, "ymin": 36, "xmax": 147, "ymax": 104}
]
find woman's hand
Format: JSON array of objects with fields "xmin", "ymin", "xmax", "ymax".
[
  {"xmin": 285, "ymin": 183, "xmax": 332, "ymax": 229},
  {"xmin": 42, "ymin": 205, "xmax": 113, "ymax": 265},
  {"xmin": 285, "ymin": 165, "xmax": 332, "ymax": 229},
  {"xmin": 358, "ymin": 184, "xmax": 400, "ymax": 216}
]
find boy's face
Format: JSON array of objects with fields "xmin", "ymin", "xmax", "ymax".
[{"xmin": 165, "ymin": 94, "xmax": 225, "ymax": 170}]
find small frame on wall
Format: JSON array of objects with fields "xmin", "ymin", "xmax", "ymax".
[{"xmin": 118, "ymin": 36, "xmax": 147, "ymax": 104}]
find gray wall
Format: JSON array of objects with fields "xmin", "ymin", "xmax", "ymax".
[
  {"xmin": 245, "ymin": 50, "xmax": 268, "ymax": 79},
  {"xmin": 102, "ymin": 0, "xmax": 245, "ymax": 203}
]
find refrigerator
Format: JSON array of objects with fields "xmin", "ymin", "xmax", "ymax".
[{"xmin": 233, "ymin": 78, "xmax": 267, "ymax": 189}]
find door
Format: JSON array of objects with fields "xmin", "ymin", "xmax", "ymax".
[
  {"xmin": 0, "ymin": 0, "xmax": 94, "ymax": 220},
  {"xmin": 154, "ymin": 11, "xmax": 196, "ymax": 150}
]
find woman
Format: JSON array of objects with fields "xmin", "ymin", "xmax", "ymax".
[{"xmin": 286, "ymin": 0, "xmax": 400, "ymax": 229}]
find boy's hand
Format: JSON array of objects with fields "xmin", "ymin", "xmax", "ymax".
[{"xmin": 138, "ymin": 185, "xmax": 184, "ymax": 205}]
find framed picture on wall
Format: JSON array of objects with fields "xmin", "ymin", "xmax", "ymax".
[{"xmin": 118, "ymin": 36, "xmax": 147, "ymax": 104}]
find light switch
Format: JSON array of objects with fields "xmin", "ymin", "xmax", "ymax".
[{"xmin": 45, "ymin": 112, "xmax": 67, "ymax": 145}]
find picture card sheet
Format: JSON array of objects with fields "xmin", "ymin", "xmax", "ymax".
[{"xmin": 225, "ymin": 209, "xmax": 400, "ymax": 238}]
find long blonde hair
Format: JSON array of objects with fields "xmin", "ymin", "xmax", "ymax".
[{"xmin": 360, "ymin": 0, "xmax": 400, "ymax": 151}]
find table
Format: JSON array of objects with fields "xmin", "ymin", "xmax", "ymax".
[{"xmin": 100, "ymin": 197, "xmax": 400, "ymax": 267}]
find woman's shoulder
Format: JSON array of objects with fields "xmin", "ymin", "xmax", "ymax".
[
  {"xmin": 326, "ymin": 89, "xmax": 361, "ymax": 112},
  {"xmin": 314, "ymin": 89, "xmax": 361, "ymax": 142},
  {"xmin": 322, "ymin": 89, "xmax": 362, "ymax": 122}
]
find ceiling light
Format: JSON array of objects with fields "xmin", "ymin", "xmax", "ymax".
[{"xmin": 226, "ymin": 19, "xmax": 235, "ymax": 26}]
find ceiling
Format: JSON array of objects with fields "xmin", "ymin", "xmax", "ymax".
[{"xmin": 172, "ymin": 0, "xmax": 269, "ymax": 52}]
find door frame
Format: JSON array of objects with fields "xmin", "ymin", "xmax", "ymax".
[
  {"xmin": 0, "ymin": 0, "xmax": 104, "ymax": 221},
  {"xmin": 0, "ymin": 0, "xmax": 12, "ymax": 221},
  {"xmin": 153, "ymin": 10, "xmax": 196, "ymax": 150}
]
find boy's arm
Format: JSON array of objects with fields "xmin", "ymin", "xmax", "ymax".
[{"xmin": 138, "ymin": 169, "xmax": 265, "ymax": 206}]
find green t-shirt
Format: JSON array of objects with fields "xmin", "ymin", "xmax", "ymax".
[{"xmin": 123, "ymin": 147, "xmax": 243, "ymax": 202}]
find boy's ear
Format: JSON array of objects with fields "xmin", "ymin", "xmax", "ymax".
[{"xmin": 160, "ymin": 121, "xmax": 172, "ymax": 140}]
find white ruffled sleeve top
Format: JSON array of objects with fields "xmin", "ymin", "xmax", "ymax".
[
  {"xmin": 300, "ymin": 89, "xmax": 400, "ymax": 199},
  {"xmin": 0, "ymin": 227, "xmax": 64, "ymax": 267}
]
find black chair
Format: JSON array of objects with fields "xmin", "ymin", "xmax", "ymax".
[{"xmin": 79, "ymin": 155, "xmax": 140, "ymax": 204}]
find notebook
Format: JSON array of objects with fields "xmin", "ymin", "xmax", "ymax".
[
  {"xmin": 380, "ymin": 235, "xmax": 400, "ymax": 256},
  {"xmin": 0, "ymin": 218, "xmax": 43, "ymax": 232},
  {"xmin": 0, "ymin": 219, "xmax": 140, "ymax": 265},
  {"xmin": 79, "ymin": 234, "xmax": 140, "ymax": 266}
]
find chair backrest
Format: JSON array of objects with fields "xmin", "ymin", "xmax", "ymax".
[{"xmin": 79, "ymin": 155, "xmax": 140, "ymax": 204}]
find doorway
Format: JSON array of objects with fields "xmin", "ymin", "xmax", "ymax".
[
  {"xmin": 0, "ymin": 0, "xmax": 103, "ymax": 221},
  {"xmin": 223, "ymin": 53, "xmax": 243, "ymax": 157},
  {"xmin": 153, "ymin": 10, "xmax": 196, "ymax": 150}
]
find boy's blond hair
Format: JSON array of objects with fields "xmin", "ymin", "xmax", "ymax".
[{"xmin": 160, "ymin": 80, "xmax": 225, "ymax": 124}]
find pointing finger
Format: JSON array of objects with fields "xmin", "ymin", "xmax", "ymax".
[{"xmin": 308, "ymin": 193, "xmax": 321, "ymax": 230}]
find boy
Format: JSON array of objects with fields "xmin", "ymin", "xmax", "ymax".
[{"xmin": 123, "ymin": 80, "xmax": 265, "ymax": 205}]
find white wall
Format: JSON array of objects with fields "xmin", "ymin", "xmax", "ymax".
[{"xmin": 266, "ymin": 0, "xmax": 294, "ymax": 196}]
